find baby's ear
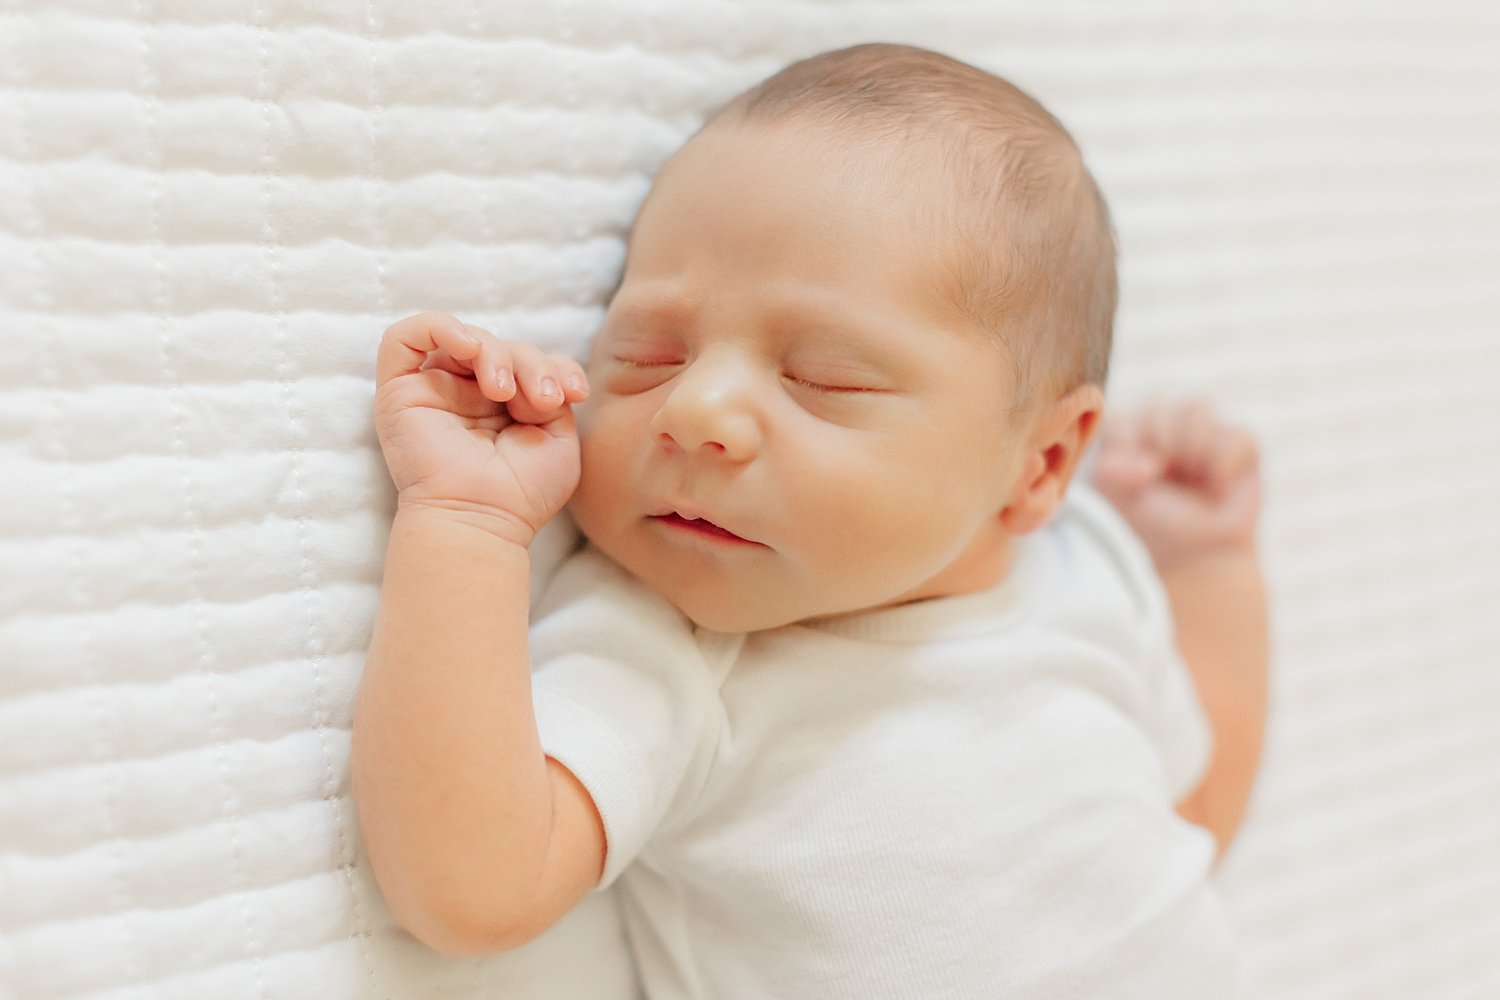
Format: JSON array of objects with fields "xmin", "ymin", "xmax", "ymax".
[{"xmin": 999, "ymin": 384, "xmax": 1104, "ymax": 535}]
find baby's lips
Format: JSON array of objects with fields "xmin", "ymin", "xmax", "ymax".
[{"xmin": 647, "ymin": 502, "xmax": 767, "ymax": 546}]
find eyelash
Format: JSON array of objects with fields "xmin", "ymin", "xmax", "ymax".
[
  {"xmin": 615, "ymin": 357, "xmax": 679, "ymax": 367},
  {"xmin": 782, "ymin": 374, "xmax": 874, "ymax": 394}
]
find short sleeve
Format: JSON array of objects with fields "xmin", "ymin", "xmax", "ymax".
[
  {"xmin": 1065, "ymin": 486, "xmax": 1213, "ymax": 803},
  {"xmin": 1017, "ymin": 719, "xmax": 1246, "ymax": 997},
  {"xmin": 1008, "ymin": 631, "xmax": 1242, "ymax": 995},
  {"xmin": 529, "ymin": 547, "xmax": 729, "ymax": 889}
]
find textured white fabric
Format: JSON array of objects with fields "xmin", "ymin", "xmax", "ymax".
[
  {"xmin": 3, "ymin": 2, "xmax": 1499, "ymax": 999},
  {"xmin": 529, "ymin": 488, "xmax": 1236, "ymax": 999}
]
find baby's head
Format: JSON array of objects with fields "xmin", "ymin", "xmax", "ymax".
[
  {"xmin": 568, "ymin": 44, "xmax": 1117, "ymax": 632},
  {"xmin": 711, "ymin": 43, "xmax": 1117, "ymax": 404}
]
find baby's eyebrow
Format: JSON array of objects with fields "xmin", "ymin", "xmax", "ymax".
[
  {"xmin": 768, "ymin": 304, "xmax": 917, "ymax": 356},
  {"xmin": 609, "ymin": 290, "xmax": 698, "ymax": 330},
  {"xmin": 608, "ymin": 287, "xmax": 926, "ymax": 363}
]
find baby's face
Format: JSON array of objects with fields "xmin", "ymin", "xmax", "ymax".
[{"xmin": 568, "ymin": 122, "xmax": 1037, "ymax": 632}]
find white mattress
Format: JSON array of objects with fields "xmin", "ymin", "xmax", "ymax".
[{"xmin": 3, "ymin": 2, "xmax": 1499, "ymax": 998}]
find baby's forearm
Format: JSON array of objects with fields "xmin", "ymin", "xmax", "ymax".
[
  {"xmin": 1164, "ymin": 547, "xmax": 1269, "ymax": 858},
  {"xmin": 351, "ymin": 505, "xmax": 551, "ymax": 951}
]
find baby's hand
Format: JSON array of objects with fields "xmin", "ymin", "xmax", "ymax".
[
  {"xmin": 1092, "ymin": 400, "xmax": 1261, "ymax": 570},
  {"xmin": 373, "ymin": 312, "xmax": 590, "ymax": 547}
]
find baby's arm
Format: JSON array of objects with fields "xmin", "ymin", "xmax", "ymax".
[
  {"xmin": 352, "ymin": 313, "xmax": 604, "ymax": 954},
  {"xmin": 1093, "ymin": 401, "xmax": 1269, "ymax": 858}
]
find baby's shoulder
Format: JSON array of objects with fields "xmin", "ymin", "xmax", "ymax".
[
  {"xmin": 1017, "ymin": 485, "xmax": 1177, "ymax": 665},
  {"xmin": 1047, "ymin": 485, "xmax": 1167, "ymax": 620}
]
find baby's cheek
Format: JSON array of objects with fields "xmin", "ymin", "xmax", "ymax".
[
  {"xmin": 573, "ymin": 393, "xmax": 606, "ymax": 436},
  {"xmin": 570, "ymin": 439, "xmax": 618, "ymax": 520},
  {"xmin": 575, "ymin": 410, "xmax": 626, "ymax": 473}
]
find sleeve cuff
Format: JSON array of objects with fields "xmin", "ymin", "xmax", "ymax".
[{"xmin": 533, "ymin": 683, "xmax": 654, "ymax": 891}]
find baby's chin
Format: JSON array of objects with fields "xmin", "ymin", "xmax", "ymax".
[
  {"xmin": 627, "ymin": 561, "xmax": 807, "ymax": 635},
  {"xmin": 670, "ymin": 594, "xmax": 807, "ymax": 635},
  {"xmin": 574, "ymin": 531, "xmax": 811, "ymax": 634},
  {"xmin": 637, "ymin": 560, "xmax": 908, "ymax": 634}
]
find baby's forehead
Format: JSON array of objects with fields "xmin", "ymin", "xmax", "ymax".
[
  {"xmin": 683, "ymin": 114, "xmax": 1068, "ymax": 269},
  {"xmin": 618, "ymin": 124, "xmax": 1009, "ymax": 342},
  {"xmin": 649, "ymin": 118, "xmax": 980, "ymax": 254},
  {"xmin": 609, "ymin": 281, "xmax": 925, "ymax": 342}
]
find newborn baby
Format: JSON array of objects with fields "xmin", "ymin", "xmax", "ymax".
[{"xmin": 355, "ymin": 43, "xmax": 1267, "ymax": 999}]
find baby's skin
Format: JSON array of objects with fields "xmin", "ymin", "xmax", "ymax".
[{"xmin": 354, "ymin": 116, "xmax": 1268, "ymax": 955}]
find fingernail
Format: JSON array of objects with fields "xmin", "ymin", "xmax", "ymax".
[
  {"xmin": 541, "ymin": 377, "xmax": 560, "ymax": 399},
  {"xmin": 495, "ymin": 366, "xmax": 513, "ymax": 391},
  {"xmin": 453, "ymin": 325, "xmax": 480, "ymax": 346},
  {"xmin": 566, "ymin": 375, "xmax": 587, "ymax": 394}
]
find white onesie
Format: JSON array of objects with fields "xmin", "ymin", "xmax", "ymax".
[{"xmin": 530, "ymin": 486, "xmax": 1244, "ymax": 999}]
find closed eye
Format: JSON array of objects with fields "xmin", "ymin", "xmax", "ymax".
[
  {"xmin": 783, "ymin": 373, "xmax": 881, "ymax": 394},
  {"xmin": 612, "ymin": 355, "xmax": 683, "ymax": 368}
]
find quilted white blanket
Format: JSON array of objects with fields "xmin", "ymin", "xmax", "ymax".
[{"xmin": 3, "ymin": 3, "xmax": 1499, "ymax": 998}]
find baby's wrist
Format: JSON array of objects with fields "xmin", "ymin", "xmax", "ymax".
[
  {"xmin": 1152, "ymin": 541, "xmax": 1262, "ymax": 589},
  {"xmin": 394, "ymin": 496, "xmax": 540, "ymax": 551}
]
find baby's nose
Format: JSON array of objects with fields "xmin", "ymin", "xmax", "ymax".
[{"xmin": 650, "ymin": 355, "xmax": 762, "ymax": 462}]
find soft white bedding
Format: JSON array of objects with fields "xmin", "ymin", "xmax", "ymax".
[{"xmin": 3, "ymin": 3, "xmax": 1499, "ymax": 998}]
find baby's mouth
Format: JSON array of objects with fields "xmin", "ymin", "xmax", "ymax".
[{"xmin": 650, "ymin": 512, "xmax": 763, "ymax": 546}]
